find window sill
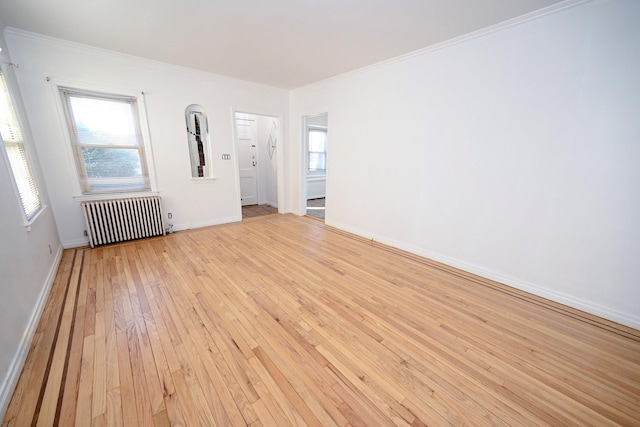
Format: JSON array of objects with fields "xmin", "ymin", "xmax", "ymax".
[
  {"xmin": 191, "ymin": 177, "xmax": 217, "ymax": 183},
  {"xmin": 73, "ymin": 191, "xmax": 160, "ymax": 202},
  {"xmin": 24, "ymin": 205, "xmax": 48, "ymax": 232},
  {"xmin": 307, "ymin": 174, "xmax": 326, "ymax": 181}
]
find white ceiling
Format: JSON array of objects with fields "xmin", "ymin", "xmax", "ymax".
[{"xmin": 0, "ymin": 0, "xmax": 566, "ymax": 89}]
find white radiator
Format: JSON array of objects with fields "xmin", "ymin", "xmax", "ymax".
[{"xmin": 81, "ymin": 196, "xmax": 165, "ymax": 248}]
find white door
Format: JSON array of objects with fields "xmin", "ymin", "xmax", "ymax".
[{"xmin": 235, "ymin": 114, "xmax": 258, "ymax": 206}]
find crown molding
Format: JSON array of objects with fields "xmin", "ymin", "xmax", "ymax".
[
  {"xmin": 2, "ymin": 27, "xmax": 284, "ymax": 91},
  {"xmin": 3, "ymin": 0, "xmax": 593, "ymax": 93},
  {"xmin": 295, "ymin": 0, "xmax": 593, "ymax": 91}
]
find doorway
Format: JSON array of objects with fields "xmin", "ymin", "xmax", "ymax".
[
  {"xmin": 303, "ymin": 113, "xmax": 328, "ymax": 221},
  {"xmin": 234, "ymin": 112, "xmax": 279, "ymax": 218}
]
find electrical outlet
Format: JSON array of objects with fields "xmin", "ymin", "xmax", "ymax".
[
  {"xmin": 168, "ymin": 212, "xmax": 173, "ymax": 219},
  {"xmin": 84, "ymin": 230, "xmax": 88, "ymax": 236},
  {"xmin": 222, "ymin": 154, "xmax": 231, "ymax": 160},
  {"xmin": 48, "ymin": 244, "xmax": 52, "ymax": 255}
]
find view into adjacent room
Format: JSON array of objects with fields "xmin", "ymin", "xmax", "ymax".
[
  {"xmin": 304, "ymin": 113, "xmax": 327, "ymax": 221},
  {"xmin": 235, "ymin": 112, "xmax": 279, "ymax": 219}
]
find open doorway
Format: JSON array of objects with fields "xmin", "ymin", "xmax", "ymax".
[
  {"xmin": 234, "ymin": 112, "xmax": 279, "ymax": 219},
  {"xmin": 303, "ymin": 113, "xmax": 328, "ymax": 221}
]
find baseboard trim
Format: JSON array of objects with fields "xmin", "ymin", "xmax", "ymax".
[
  {"xmin": 172, "ymin": 216, "xmax": 241, "ymax": 233},
  {"xmin": 62, "ymin": 238, "xmax": 89, "ymax": 249},
  {"xmin": 0, "ymin": 245, "xmax": 64, "ymax": 421},
  {"xmin": 326, "ymin": 220, "xmax": 640, "ymax": 332}
]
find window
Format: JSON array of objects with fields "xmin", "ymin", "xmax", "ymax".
[
  {"xmin": 0, "ymin": 70, "xmax": 43, "ymax": 222},
  {"xmin": 60, "ymin": 87, "xmax": 150, "ymax": 194},
  {"xmin": 308, "ymin": 127, "xmax": 327, "ymax": 174}
]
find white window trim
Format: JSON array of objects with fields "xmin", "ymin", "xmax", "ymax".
[
  {"xmin": 0, "ymin": 64, "xmax": 47, "ymax": 229},
  {"xmin": 48, "ymin": 78, "xmax": 159, "ymax": 199},
  {"xmin": 190, "ymin": 177, "xmax": 217, "ymax": 183},
  {"xmin": 72, "ymin": 191, "xmax": 160, "ymax": 202}
]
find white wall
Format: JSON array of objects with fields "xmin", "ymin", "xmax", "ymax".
[
  {"xmin": 290, "ymin": 0, "xmax": 640, "ymax": 328},
  {"xmin": 0, "ymin": 24, "xmax": 62, "ymax": 418},
  {"xmin": 305, "ymin": 114, "xmax": 328, "ymax": 127},
  {"xmin": 4, "ymin": 29, "xmax": 289, "ymax": 247}
]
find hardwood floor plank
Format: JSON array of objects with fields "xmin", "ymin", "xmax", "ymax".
[
  {"xmin": 4, "ymin": 215, "xmax": 640, "ymax": 426},
  {"xmin": 173, "ymin": 343, "xmax": 219, "ymax": 427},
  {"xmin": 146, "ymin": 293, "xmax": 182, "ymax": 374},
  {"xmin": 125, "ymin": 318, "xmax": 154, "ymax": 426},
  {"xmin": 102, "ymin": 250, "xmax": 121, "ymax": 399},
  {"xmin": 191, "ymin": 340, "xmax": 249, "ymax": 427},
  {"xmin": 126, "ymin": 279, "xmax": 166, "ymax": 415},
  {"xmin": 151, "ymin": 409, "xmax": 170, "ymax": 427},
  {"xmin": 248, "ymin": 354, "xmax": 308, "ymax": 426},
  {"xmin": 253, "ymin": 345, "xmax": 325, "ymax": 427},
  {"xmin": 36, "ymin": 249, "xmax": 84, "ymax": 427},
  {"xmin": 182, "ymin": 342, "xmax": 234, "ymax": 426},
  {"xmin": 2, "ymin": 251, "xmax": 76, "ymax": 427},
  {"xmin": 105, "ymin": 387, "xmax": 123, "ymax": 427},
  {"xmin": 58, "ymin": 294, "xmax": 87, "ymax": 427},
  {"xmin": 252, "ymin": 324, "xmax": 347, "ymax": 427},
  {"xmin": 251, "ymin": 378, "xmax": 295, "ymax": 427},
  {"xmin": 114, "ymin": 320, "xmax": 138, "ymax": 427},
  {"xmin": 251, "ymin": 397, "xmax": 279, "ymax": 427},
  {"xmin": 91, "ymin": 311, "xmax": 106, "ymax": 420},
  {"xmin": 74, "ymin": 334, "xmax": 94, "ymax": 427},
  {"xmin": 328, "ymin": 374, "xmax": 395, "ymax": 427},
  {"xmin": 169, "ymin": 369, "xmax": 204, "ymax": 427},
  {"xmin": 300, "ymin": 289, "xmax": 484, "ymax": 425}
]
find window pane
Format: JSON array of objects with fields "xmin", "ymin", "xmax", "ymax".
[
  {"xmin": 61, "ymin": 87, "xmax": 151, "ymax": 194},
  {"xmin": 0, "ymin": 87, "xmax": 23, "ymax": 143},
  {"xmin": 82, "ymin": 147, "xmax": 143, "ymax": 178},
  {"xmin": 309, "ymin": 152, "xmax": 326, "ymax": 172},
  {"xmin": 70, "ymin": 96, "xmax": 139, "ymax": 146},
  {"xmin": 309, "ymin": 129, "xmax": 326, "ymax": 153},
  {"xmin": 87, "ymin": 176, "xmax": 148, "ymax": 193},
  {"xmin": 308, "ymin": 128, "xmax": 327, "ymax": 173}
]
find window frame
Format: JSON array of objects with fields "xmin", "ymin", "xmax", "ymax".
[
  {"xmin": 57, "ymin": 84, "xmax": 158, "ymax": 199},
  {"xmin": 0, "ymin": 65, "xmax": 46, "ymax": 228},
  {"xmin": 307, "ymin": 125, "xmax": 327, "ymax": 176},
  {"xmin": 60, "ymin": 86, "xmax": 149, "ymax": 195}
]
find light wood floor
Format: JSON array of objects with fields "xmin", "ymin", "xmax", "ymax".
[{"xmin": 3, "ymin": 214, "xmax": 640, "ymax": 426}]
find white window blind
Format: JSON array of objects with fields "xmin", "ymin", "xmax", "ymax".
[
  {"xmin": 0, "ymin": 71, "xmax": 42, "ymax": 221},
  {"xmin": 308, "ymin": 127, "xmax": 327, "ymax": 173},
  {"xmin": 59, "ymin": 87, "xmax": 150, "ymax": 194}
]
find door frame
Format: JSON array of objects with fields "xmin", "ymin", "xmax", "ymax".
[
  {"xmin": 235, "ymin": 112, "xmax": 259, "ymax": 206},
  {"xmin": 232, "ymin": 109, "xmax": 284, "ymax": 219},
  {"xmin": 301, "ymin": 113, "xmax": 328, "ymax": 217}
]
